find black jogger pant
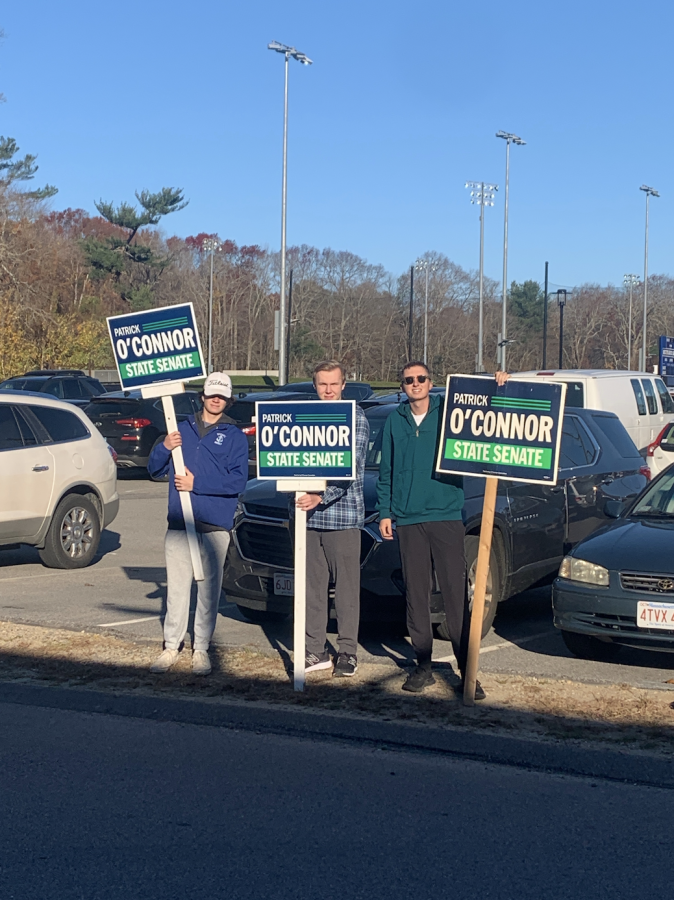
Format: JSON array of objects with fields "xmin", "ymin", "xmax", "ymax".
[{"xmin": 397, "ymin": 520, "xmax": 469, "ymax": 674}]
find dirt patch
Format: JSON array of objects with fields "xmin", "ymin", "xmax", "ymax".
[{"xmin": 2, "ymin": 620, "xmax": 674, "ymax": 754}]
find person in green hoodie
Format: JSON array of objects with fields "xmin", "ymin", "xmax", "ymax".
[{"xmin": 377, "ymin": 361, "xmax": 508, "ymax": 697}]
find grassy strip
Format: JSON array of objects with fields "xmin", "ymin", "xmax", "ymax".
[{"xmin": 1, "ymin": 621, "xmax": 674, "ymax": 754}]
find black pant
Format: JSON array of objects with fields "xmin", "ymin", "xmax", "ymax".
[
  {"xmin": 397, "ymin": 520, "xmax": 469, "ymax": 674},
  {"xmin": 305, "ymin": 528, "xmax": 361, "ymax": 656}
]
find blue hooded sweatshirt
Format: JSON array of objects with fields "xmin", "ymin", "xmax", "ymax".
[{"xmin": 148, "ymin": 415, "xmax": 249, "ymax": 531}]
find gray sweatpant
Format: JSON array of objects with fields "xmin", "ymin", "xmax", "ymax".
[
  {"xmin": 305, "ymin": 528, "xmax": 361, "ymax": 656},
  {"xmin": 163, "ymin": 529, "xmax": 231, "ymax": 652}
]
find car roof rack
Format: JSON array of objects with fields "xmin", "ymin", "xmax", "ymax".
[{"xmin": 23, "ymin": 369, "xmax": 86, "ymax": 377}]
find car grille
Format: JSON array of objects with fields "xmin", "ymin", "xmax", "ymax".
[
  {"xmin": 620, "ymin": 572, "xmax": 674, "ymax": 595},
  {"xmin": 236, "ymin": 522, "xmax": 293, "ymax": 568},
  {"xmin": 243, "ymin": 502, "xmax": 288, "ymax": 520}
]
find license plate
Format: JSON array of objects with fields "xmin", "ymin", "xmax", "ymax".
[
  {"xmin": 637, "ymin": 600, "xmax": 674, "ymax": 629},
  {"xmin": 273, "ymin": 573, "xmax": 294, "ymax": 596}
]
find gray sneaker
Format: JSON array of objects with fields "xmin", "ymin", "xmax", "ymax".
[
  {"xmin": 305, "ymin": 650, "xmax": 332, "ymax": 672},
  {"xmin": 150, "ymin": 648, "xmax": 180, "ymax": 673},
  {"xmin": 192, "ymin": 650, "xmax": 212, "ymax": 676},
  {"xmin": 333, "ymin": 653, "xmax": 358, "ymax": 677}
]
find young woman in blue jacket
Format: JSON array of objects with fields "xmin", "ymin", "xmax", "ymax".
[{"xmin": 147, "ymin": 372, "xmax": 249, "ymax": 675}]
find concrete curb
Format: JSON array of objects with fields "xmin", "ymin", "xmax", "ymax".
[{"xmin": 1, "ymin": 680, "xmax": 673, "ymax": 788}]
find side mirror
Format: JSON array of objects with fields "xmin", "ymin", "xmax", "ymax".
[{"xmin": 604, "ymin": 499, "xmax": 625, "ymax": 519}]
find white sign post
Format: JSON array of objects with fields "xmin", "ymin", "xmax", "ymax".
[
  {"xmin": 106, "ymin": 302, "xmax": 207, "ymax": 582},
  {"xmin": 277, "ymin": 478, "xmax": 327, "ymax": 691}
]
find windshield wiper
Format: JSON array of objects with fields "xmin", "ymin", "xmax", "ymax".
[{"xmin": 631, "ymin": 509, "xmax": 674, "ymax": 518}]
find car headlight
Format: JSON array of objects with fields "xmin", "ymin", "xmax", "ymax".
[{"xmin": 558, "ymin": 556, "xmax": 609, "ymax": 586}]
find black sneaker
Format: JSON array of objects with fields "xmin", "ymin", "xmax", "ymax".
[
  {"xmin": 305, "ymin": 650, "xmax": 332, "ymax": 672},
  {"xmin": 333, "ymin": 653, "xmax": 358, "ymax": 677},
  {"xmin": 455, "ymin": 679, "xmax": 486, "ymax": 701},
  {"xmin": 402, "ymin": 667, "xmax": 436, "ymax": 693}
]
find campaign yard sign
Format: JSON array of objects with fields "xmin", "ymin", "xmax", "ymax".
[
  {"xmin": 436, "ymin": 375, "xmax": 566, "ymax": 485},
  {"xmin": 107, "ymin": 303, "xmax": 205, "ymax": 390},
  {"xmin": 256, "ymin": 400, "xmax": 356, "ymax": 480}
]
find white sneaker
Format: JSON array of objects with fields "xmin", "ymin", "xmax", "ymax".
[
  {"xmin": 192, "ymin": 650, "xmax": 212, "ymax": 675},
  {"xmin": 150, "ymin": 648, "xmax": 180, "ymax": 673}
]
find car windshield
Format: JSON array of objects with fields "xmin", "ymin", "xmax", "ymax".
[{"xmin": 631, "ymin": 469, "xmax": 674, "ymax": 517}]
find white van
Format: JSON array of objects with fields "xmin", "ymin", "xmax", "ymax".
[{"xmin": 514, "ymin": 369, "xmax": 674, "ymax": 454}]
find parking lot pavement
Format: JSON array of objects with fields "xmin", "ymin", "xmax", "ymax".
[{"xmin": 2, "ymin": 470, "xmax": 674, "ymax": 690}]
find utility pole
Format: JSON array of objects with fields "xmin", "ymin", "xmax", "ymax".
[
  {"xmin": 542, "ymin": 261, "xmax": 549, "ymax": 368},
  {"xmin": 415, "ymin": 258, "xmax": 437, "ymax": 366},
  {"xmin": 624, "ymin": 274, "xmax": 639, "ymax": 370},
  {"xmin": 639, "ymin": 185, "xmax": 659, "ymax": 372},
  {"xmin": 496, "ymin": 131, "xmax": 526, "ymax": 372},
  {"xmin": 202, "ymin": 238, "xmax": 221, "ymax": 373},
  {"xmin": 556, "ymin": 289, "xmax": 567, "ymax": 369},
  {"xmin": 268, "ymin": 41, "xmax": 312, "ymax": 384},
  {"xmin": 465, "ymin": 182, "xmax": 498, "ymax": 372},
  {"xmin": 408, "ymin": 266, "xmax": 414, "ymax": 361}
]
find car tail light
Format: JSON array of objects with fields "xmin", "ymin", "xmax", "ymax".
[
  {"xmin": 115, "ymin": 417, "xmax": 151, "ymax": 428},
  {"xmin": 639, "ymin": 464, "xmax": 651, "ymax": 481},
  {"xmin": 646, "ymin": 424, "xmax": 670, "ymax": 457},
  {"xmin": 241, "ymin": 425, "xmax": 256, "ymax": 435},
  {"xmin": 536, "ymin": 371, "xmax": 556, "ymax": 376},
  {"xmin": 107, "ymin": 444, "xmax": 118, "ymax": 463}
]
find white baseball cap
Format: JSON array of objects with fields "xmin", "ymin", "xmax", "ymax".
[{"xmin": 202, "ymin": 372, "xmax": 233, "ymax": 398}]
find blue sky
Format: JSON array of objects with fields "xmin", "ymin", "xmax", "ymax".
[{"xmin": 1, "ymin": 0, "xmax": 671, "ymax": 288}]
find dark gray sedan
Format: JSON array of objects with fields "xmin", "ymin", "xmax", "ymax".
[{"xmin": 554, "ymin": 466, "xmax": 674, "ymax": 660}]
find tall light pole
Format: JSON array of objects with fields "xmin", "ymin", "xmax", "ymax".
[
  {"xmin": 639, "ymin": 185, "xmax": 659, "ymax": 372},
  {"xmin": 623, "ymin": 274, "xmax": 639, "ymax": 370},
  {"xmin": 415, "ymin": 258, "xmax": 437, "ymax": 366},
  {"xmin": 466, "ymin": 182, "xmax": 498, "ymax": 372},
  {"xmin": 268, "ymin": 40, "xmax": 312, "ymax": 385},
  {"xmin": 203, "ymin": 238, "xmax": 221, "ymax": 373},
  {"xmin": 495, "ymin": 131, "xmax": 525, "ymax": 372}
]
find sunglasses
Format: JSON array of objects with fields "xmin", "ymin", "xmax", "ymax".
[{"xmin": 402, "ymin": 375, "xmax": 430, "ymax": 385}]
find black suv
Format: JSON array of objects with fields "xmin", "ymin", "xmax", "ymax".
[
  {"xmin": 0, "ymin": 370, "xmax": 106, "ymax": 408},
  {"xmin": 224, "ymin": 405, "xmax": 650, "ymax": 635},
  {"xmin": 83, "ymin": 390, "xmax": 201, "ymax": 478}
]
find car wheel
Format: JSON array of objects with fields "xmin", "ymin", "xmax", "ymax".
[
  {"xmin": 148, "ymin": 436, "xmax": 169, "ymax": 482},
  {"xmin": 561, "ymin": 630, "xmax": 622, "ymax": 661},
  {"xmin": 38, "ymin": 495, "xmax": 101, "ymax": 569},
  {"xmin": 436, "ymin": 535, "xmax": 500, "ymax": 641},
  {"xmin": 236, "ymin": 605, "xmax": 289, "ymax": 625}
]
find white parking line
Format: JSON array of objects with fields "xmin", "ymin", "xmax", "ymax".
[
  {"xmin": 436, "ymin": 629, "xmax": 554, "ymax": 665},
  {"xmin": 99, "ymin": 615, "xmax": 161, "ymax": 627}
]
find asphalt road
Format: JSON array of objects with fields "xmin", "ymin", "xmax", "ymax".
[
  {"xmin": 2, "ymin": 470, "xmax": 674, "ymax": 689},
  {"xmin": 1, "ymin": 698, "xmax": 672, "ymax": 900}
]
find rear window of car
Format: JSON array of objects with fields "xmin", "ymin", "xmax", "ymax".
[
  {"xmin": 642, "ymin": 378, "xmax": 658, "ymax": 414},
  {"xmin": 561, "ymin": 381, "xmax": 584, "ymax": 408},
  {"xmin": 559, "ymin": 416, "xmax": 596, "ymax": 468},
  {"xmin": 655, "ymin": 378, "xmax": 674, "ymax": 413},
  {"xmin": 29, "ymin": 406, "xmax": 90, "ymax": 442},
  {"xmin": 0, "ymin": 405, "xmax": 24, "ymax": 450},
  {"xmin": 365, "ymin": 412, "xmax": 390, "ymax": 468},
  {"xmin": 591, "ymin": 414, "xmax": 641, "ymax": 461},
  {"xmin": 85, "ymin": 400, "xmax": 141, "ymax": 417},
  {"xmin": 227, "ymin": 400, "xmax": 255, "ymax": 425},
  {"xmin": 630, "ymin": 378, "xmax": 647, "ymax": 415},
  {"xmin": 0, "ymin": 378, "xmax": 47, "ymax": 392}
]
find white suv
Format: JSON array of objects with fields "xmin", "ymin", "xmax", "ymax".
[{"xmin": 0, "ymin": 393, "xmax": 119, "ymax": 568}]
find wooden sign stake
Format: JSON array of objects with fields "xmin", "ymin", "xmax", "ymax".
[
  {"xmin": 277, "ymin": 478, "xmax": 327, "ymax": 692},
  {"xmin": 463, "ymin": 475, "xmax": 498, "ymax": 706}
]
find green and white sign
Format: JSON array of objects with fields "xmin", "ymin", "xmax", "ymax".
[
  {"xmin": 106, "ymin": 302, "xmax": 205, "ymax": 389},
  {"xmin": 436, "ymin": 375, "xmax": 566, "ymax": 484}
]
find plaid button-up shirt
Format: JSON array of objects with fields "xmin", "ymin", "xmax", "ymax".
[{"xmin": 302, "ymin": 405, "xmax": 370, "ymax": 531}]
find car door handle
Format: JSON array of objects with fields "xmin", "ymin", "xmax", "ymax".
[
  {"xmin": 549, "ymin": 485, "xmax": 564, "ymax": 493},
  {"xmin": 32, "ymin": 465, "xmax": 50, "ymax": 472}
]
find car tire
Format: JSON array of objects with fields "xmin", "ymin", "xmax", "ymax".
[
  {"xmin": 436, "ymin": 535, "xmax": 500, "ymax": 642},
  {"xmin": 236, "ymin": 605, "xmax": 289, "ymax": 625},
  {"xmin": 561, "ymin": 630, "xmax": 622, "ymax": 661},
  {"xmin": 38, "ymin": 495, "xmax": 101, "ymax": 569},
  {"xmin": 148, "ymin": 436, "xmax": 169, "ymax": 482}
]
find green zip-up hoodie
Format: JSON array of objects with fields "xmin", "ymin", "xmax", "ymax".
[{"xmin": 376, "ymin": 393, "xmax": 464, "ymax": 526}]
